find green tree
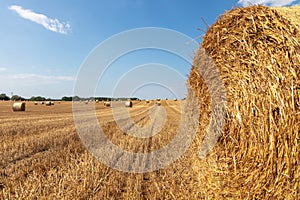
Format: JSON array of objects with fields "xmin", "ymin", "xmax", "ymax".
[
  {"xmin": 0, "ymin": 93, "xmax": 10, "ymax": 100},
  {"xmin": 30, "ymin": 96, "xmax": 46, "ymax": 101},
  {"xmin": 11, "ymin": 95, "xmax": 24, "ymax": 101},
  {"xmin": 72, "ymin": 96, "xmax": 80, "ymax": 101},
  {"xmin": 62, "ymin": 96, "xmax": 73, "ymax": 101}
]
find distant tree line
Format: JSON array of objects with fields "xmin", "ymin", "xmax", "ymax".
[
  {"xmin": 62, "ymin": 96, "xmax": 140, "ymax": 101},
  {"xmin": 0, "ymin": 93, "xmax": 51, "ymax": 101},
  {"xmin": 0, "ymin": 93, "xmax": 140, "ymax": 102},
  {"xmin": 11, "ymin": 95, "xmax": 26, "ymax": 101},
  {"xmin": 0, "ymin": 93, "xmax": 10, "ymax": 101},
  {"xmin": 30, "ymin": 96, "xmax": 47, "ymax": 101},
  {"xmin": 0, "ymin": 94, "xmax": 27, "ymax": 101}
]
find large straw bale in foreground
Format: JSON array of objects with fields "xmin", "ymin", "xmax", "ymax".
[
  {"xmin": 188, "ymin": 5, "xmax": 299, "ymax": 199},
  {"xmin": 275, "ymin": 6, "xmax": 300, "ymax": 30}
]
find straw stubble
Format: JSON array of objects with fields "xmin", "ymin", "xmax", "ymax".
[{"xmin": 188, "ymin": 5, "xmax": 299, "ymax": 199}]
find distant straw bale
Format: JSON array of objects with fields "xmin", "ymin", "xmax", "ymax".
[
  {"xmin": 125, "ymin": 101, "xmax": 133, "ymax": 107},
  {"xmin": 12, "ymin": 102, "xmax": 26, "ymax": 111}
]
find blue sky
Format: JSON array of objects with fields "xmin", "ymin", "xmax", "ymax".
[{"xmin": 0, "ymin": 0, "xmax": 299, "ymax": 99}]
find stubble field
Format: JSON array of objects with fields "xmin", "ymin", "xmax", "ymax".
[{"xmin": 0, "ymin": 100, "xmax": 203, "ymax": 199}]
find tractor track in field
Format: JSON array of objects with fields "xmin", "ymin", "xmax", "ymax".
[
  {"xmin": 101, "ymin": 105, "xmax": 162, "ymax": 199},
  {"xmin": 103, "ymin": 104, "xmax": 181, "ymax": 199},
  {"xmin": 164, "ymin": 100, "xmax": 182, "ymax": 114},
  {"xmin": 103, "ymin": 106, "xmax": 158, "ymax": 167}
]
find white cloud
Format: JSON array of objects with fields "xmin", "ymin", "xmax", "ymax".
[
  {"xmin": 0, "ymin": 67, "xmax": 7, "ymax": 71},
  {"xmin": 238, "ymin": 0, "xmax": 298, "ymax": 7},
  {"xmin": 8, "ymin": 5, "xmax": 71, "ymax": 34},
  {"xmin": 11, "ymin": 73, "xmax": 75, "ymax": 81}
]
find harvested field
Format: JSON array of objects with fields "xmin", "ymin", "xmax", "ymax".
[
  {"xmin": 0, "ymin": 100, "xmax": 203, "ymax": 199},
  {"xmin": 1, "ymin": 5, "xmax": 300, "ymax": 200}
]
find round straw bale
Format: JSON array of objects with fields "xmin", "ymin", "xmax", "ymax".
[
  {"xmin": 145, "ymin": 100, "xmax": 150, "ymax": 103},
  {"xmin": 156, "ymin": 101, "xmax": 161, "ymax": 106},
  {"xmin": 50, "ymin": 102, "xmax": 54, "ymax": 105},
  {"xmin": 104, "ymin": 101, "xmax": 111, "ymax": 107},
  {"xmin": 125, "ymin": 101, "xmax": 132, "ymax": 107},
  {"xmin": 188, "ymin": 5, "xmax": 300, "ymax": 199},
  {"xmin": 12, "ymin": 102, "xmax": 25, "ymax": 111},
  {"xmin": 34, "ymin": 102, "xmax": 38, "ymax": 105},
  {"xmin": 40, "ymin": 101, "xmax": 44, "ymax": 105},
  {"xmin": 45, "ymin": 101, "xmax": 51, "ymax": 106}
]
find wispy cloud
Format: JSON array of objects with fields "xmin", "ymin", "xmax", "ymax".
[
  {"xmin": 0, "ymin": 67, "xmax": 7, "ymax": 71},
  {"xmin": 0, "ymin": 73, "xmax": 74, "ymax": 98},
  {"xmin": 8, "ymin": 5, "xmax": 71, "ymax": 34},
  {"xmin": 11, "ymin": 73, "xmax": 75, "ymax": 81},
  {"xmin": 238, "ymin": 0, "xmax": 298, "ymax": 7}
]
